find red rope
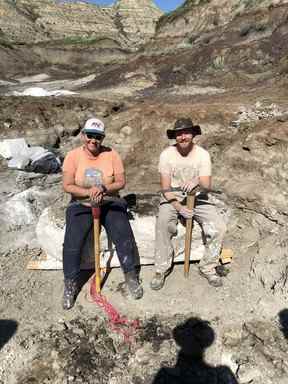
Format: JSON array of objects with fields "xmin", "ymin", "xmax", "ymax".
[{"xmin": 89, "ymin": 275, "xmax": 140, "ymax": 343}]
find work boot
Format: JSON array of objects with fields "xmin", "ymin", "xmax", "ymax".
[
  {"xmin": 62, "ymin": 278, "xmax": 79, "ymax": 310},
  {"xmin": 150, "ymin": 272, "xmax": 166, "ymax": 291},
  {"xmin": 125, "ymin": 271, "xmax": 143, "ymax": 300},
  {"xmin": 199, "ymin": 270, "xmax": 223, "ymax": 288}
]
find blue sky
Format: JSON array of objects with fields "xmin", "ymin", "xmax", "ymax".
[{"xmin": 87, "ymin": 1, "xmax": 185, "ymax": 12}]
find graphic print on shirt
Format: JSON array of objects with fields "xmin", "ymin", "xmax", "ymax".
[
  {"xmin": 172, "ymin": 165, "xmax": 199, "ymax": 186},
  {"xmin": 84, "ymin": 168, "xmax": 103, "ymax": 188}
]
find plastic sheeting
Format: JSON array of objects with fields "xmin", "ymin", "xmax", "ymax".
[
  {"xmin": 0, "ymin": 138, "xmax": 29, "ymax": 159},
  {"xmin": 0, "ymin": 138, "xmax": 61, "ymax": 173}
]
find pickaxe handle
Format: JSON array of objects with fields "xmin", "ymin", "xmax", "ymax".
[
  {"xmin": 92, "ymin": 207, "xmax": 101, "ymax": 294},
  {"xmin": 184, "ymin": 194, "xmax": 195, "ymax": 278}
]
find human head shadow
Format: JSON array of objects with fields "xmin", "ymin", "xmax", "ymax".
[
  {"xmin": 278, "ymin": 309, "xmax": 288, "ymax": 339},
  {"xmin": 152, "ymin": 317, "xmax": 238, "ymax": 384},
  {"xmin": 0, "ymin": 319, "xmax": 18, "ymax": 350}
]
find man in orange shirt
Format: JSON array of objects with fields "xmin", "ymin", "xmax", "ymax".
[{"xmin": 62, "ymin": 118, "xmax": 143, "ymax": 310}]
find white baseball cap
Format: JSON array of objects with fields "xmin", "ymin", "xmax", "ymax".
[{"xmin": 82, "ymin": 118, "xmax": 105, "ymax": 136}]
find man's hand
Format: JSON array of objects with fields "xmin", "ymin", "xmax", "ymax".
[
  {"xmin": 179, "ymin": 206, "xmax": 194, "ymax": 219},
  {"xmin": 181, "ymin": 177, "xmax": 199, "ymax": 193},
  {"xmin": 89, "ymin": 186, "xmax": 104, "ymax": 204}
]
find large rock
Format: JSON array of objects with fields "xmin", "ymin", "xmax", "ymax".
[
  {"xmin": 0, "ymin": 186, "xmax": 51, "ymax": 228},
  {"xmin": 33, "ymin": 205, "xmax": 210, "ymax": 270},
  {"xmin": 32, "ymin": 193, "xmax": 229, "ymax": 270},
  {"xmin": 0, "ymin": 0, "xmax": 162, "ymax": 48},
  {"xmin": 250, "ymin": 232, "xmax": 288, "ymax": 299},
  {"xmin": 155, "ymin": 0, "xmax": 288, "ymax": 43}
]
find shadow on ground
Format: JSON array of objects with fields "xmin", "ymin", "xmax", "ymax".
[
  {"xmin": 152, "ymin": 317, "xmax": 238, "ymax": 384},
  {"xmin": 0, "ymin": 319, "xmax": 18, "ymax": 350},
  {"xmin": 279, "ymin": 309, "xmax": 288, "ymax": 340}
]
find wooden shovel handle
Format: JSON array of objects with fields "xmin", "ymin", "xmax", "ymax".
[
  {"xmin": 184, "ymin": 194, "xmax": 195, "ymax": 278},
  {"xmin": 93, "ymin": 217, "xmax": 101, "ymax": 294}
]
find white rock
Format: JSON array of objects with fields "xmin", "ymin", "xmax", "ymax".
[
  {"xmin": 33, "ymin": 207, "xmax": 206, "ymax": 270},
  {"xmin": 35, "ymin": 208, "xmax": 65, "ymax": 269},
  {"xmin": 1, "ymin": 187, "xmax": 47, "ymax": 227},
  {"xmin": 120, "ymin": 125, "xmax": 133, "ymax": 136},
  {"xmin": 16, "ymin": 73, "xmax": 50, "ymax": 83}
]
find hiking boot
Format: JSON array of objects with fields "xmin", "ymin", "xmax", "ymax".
[
  {"xmin": 62, "ymin": 278, "xmax": 79, "ymax": 310},
  {"xmin": 124, "ymin": 271, "xmax": 143, "ymax": 300},
  {"xmin": 150, "ymin": 272, "xmax": 166, "ymax": 291},
  {"xmin": 199, "ymin": 270, "xmax": 223, "ymax": 288}
]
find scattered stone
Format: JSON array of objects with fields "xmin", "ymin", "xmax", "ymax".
[{"xmin": 231, "ymin": 102, "xmax": 284, "ymax": 127}]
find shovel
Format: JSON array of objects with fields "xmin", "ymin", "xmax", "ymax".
[
  {"xmin": 184, "ymin": 193, "xmax": 196, "ymax": 278},
  {"xmin": 92, "ymin": 206, "xmax": 102, "ymax": 294}
]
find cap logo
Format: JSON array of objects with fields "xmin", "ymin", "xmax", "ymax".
[{"xmin": 91, "ymin": 122, "xmax": 102, "ymax": 129}]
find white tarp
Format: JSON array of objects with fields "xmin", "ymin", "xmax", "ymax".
[
  {"xmin": 0, "ymin": 138, "xmax": 29, "ymax": 159},
  {"xmin": 28, "ymin": 146, "xmax": 47, "ymax": 162},
  {"xmin": 8, "ymin": 155, "xmax": 30, "ymax": 169},
  {"xmin": 0, "ymin": 137, "xmax": 59, "ymax": 171}
]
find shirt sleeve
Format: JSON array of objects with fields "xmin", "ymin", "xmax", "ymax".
[
  {"xmin": 198, "ymin": 150, "xmax": 212, "ymax": 176},
  {"xmin": 112, "ymin": 149, "xmax": 125, "ymax": 175},
  {"xmin": 158, "ymin": 149, "xmax": 171, "ymax": 175},
  {"xmin": 62, "ymin": 150, "xmax": 77, "ymax": 177}
]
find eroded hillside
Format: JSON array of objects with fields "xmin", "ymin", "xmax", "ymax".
[{"xmin": 0, "ymin": 1, "xmax": 288, "ymax": 383}]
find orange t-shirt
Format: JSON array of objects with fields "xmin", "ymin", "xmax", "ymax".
[{"xmin": 62, "ymin": 146, "xmax": 124, "ymax": 188}]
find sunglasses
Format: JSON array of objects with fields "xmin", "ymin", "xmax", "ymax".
[{"xmin": 85, "ymin": 133, "xmax": 104, "ymax": 140}]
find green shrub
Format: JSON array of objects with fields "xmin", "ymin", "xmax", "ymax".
[{"xmin": 60, "ymin": 36, "xmax": 104, "ymax": 46}]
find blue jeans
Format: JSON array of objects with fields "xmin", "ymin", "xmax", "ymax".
[{"xmin": 63, "ymin": 200, "xmax": 137, "ymax": 279}]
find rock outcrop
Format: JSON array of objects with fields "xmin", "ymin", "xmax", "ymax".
[
  {"xmin": 153, "ymin": 0, "xmax": 288, "ymax": 50},
  {"xmin": 113, "ymin": 0, "xmax": 162, "ymax": 44},
  {"xmin": 1, "ymin": 2, "xmax": 288, "ymax": 383},
  {"xmin": 0, "ymin": 0, "xmax": 162, "ymax": 48}
]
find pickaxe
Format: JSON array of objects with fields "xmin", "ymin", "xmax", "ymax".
[
  {"xmin": 160, "ymin": 187, "xmax": 210, "ymax": 278},
  {"xmin": 92, "ymin": 205, "xmax": 102, "ymax": 294},
  {"xmin": 184, "ymin": 192, "xmax": 196, "ymax": 278}
]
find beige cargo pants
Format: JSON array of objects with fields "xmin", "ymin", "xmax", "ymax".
[{"xmin": 154, "ymin": 195, "xmax": 227, "ymax": 276}]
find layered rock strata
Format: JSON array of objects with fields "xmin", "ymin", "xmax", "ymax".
[
  {"xmin": 153, "ymin": 0, "xmax": 288, "ymax": 49},
  {"xmin": 0, "ymin": 0, "xmax": 162, "ymax": 47}
]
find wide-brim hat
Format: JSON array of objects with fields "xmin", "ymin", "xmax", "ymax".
[{"xmin": 167, "ymin": 118, "xmax": 201, "ymax": 139}]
